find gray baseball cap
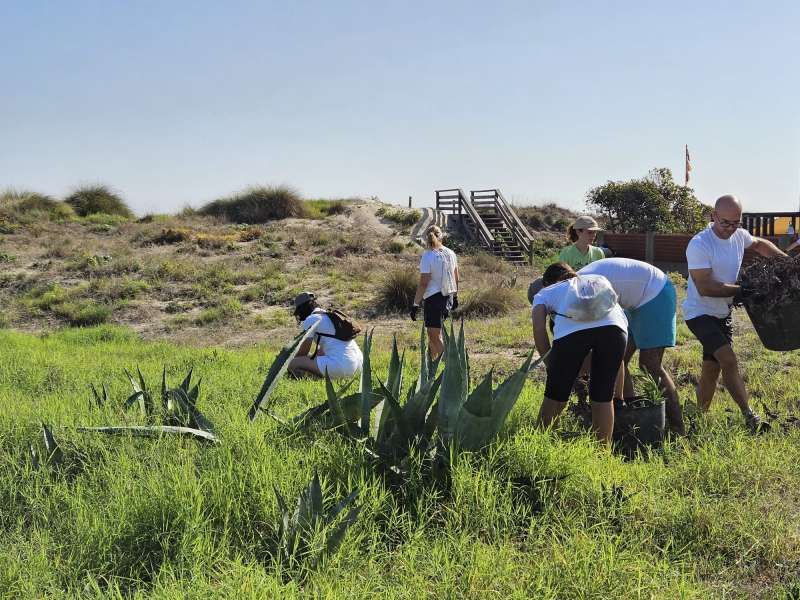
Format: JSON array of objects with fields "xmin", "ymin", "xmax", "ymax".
[
  {"xmin": 292, "ymin": 291, "xmax": 316, "ymax": 314},
  {"xmin": 527, "ymin": 278, "xmax": 544, "ymax": 305}
]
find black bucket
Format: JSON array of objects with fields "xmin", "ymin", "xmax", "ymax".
[
  {"xmin": 613, "ymin": 396, "xmax": 665, "ymax": 454},
  {"xmin": 744, "ymin": 300, "xmax": 800, "ymax": 351}
]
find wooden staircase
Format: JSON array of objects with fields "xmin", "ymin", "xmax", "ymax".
[{"xmin": 435, "ymin": 188, "xmax": 534, "ymax": 266}]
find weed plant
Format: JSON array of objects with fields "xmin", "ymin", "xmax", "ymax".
[
  {"xmin": 65, "ymin": 185, "xmax": 133, "ymax": 218},
  {"xmin": 375, "ymin": 267, "xmax": 417, "ymax": 313},
  {"xmin": 200, "ymin": 186, "xmax": 305, "ymax": 223}
]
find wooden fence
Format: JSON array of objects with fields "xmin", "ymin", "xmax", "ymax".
[{"xmin": 598, "ymin": 232, "xmax": 783, "ymax": 270}]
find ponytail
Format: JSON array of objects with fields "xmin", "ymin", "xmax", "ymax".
[
  {"xmin": 568, "ymin": 226, "xmax": 579, "ymax": 243},
  {"xmin": 542, "ymin": 262, "xmax": 577, "ymax": 287},
  {"xmin": 426, "ymin": 225, "xmax": 443, "ymax": 248}
]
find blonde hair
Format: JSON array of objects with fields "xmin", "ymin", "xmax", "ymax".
[{"xmin": 426, "ymin": 225, "xmax": 444, "ymax": 248}]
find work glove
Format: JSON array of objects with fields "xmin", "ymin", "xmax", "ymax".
[
  {"xmin": 732, "ymin": 285, "xmax": 755, "ymax": 307},
  {"xmin": 451, "ymin": 293, "xmax": 459, "ymax": 312},
  {"xmin": 409, "ymin": 304, "xmax": 419, "ymax": 321}
]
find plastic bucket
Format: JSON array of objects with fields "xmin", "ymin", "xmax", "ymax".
[
  {"xmin": 744, "ymin": 300, "xmax": 800, "ymax": 351},
  {"xmin": 613, "ymin": 396, "xmax": 665, "ymax": 453}
]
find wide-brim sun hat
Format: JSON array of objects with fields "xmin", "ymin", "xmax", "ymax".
[{"xmin": 572, "ymin": 215, "xmax": 602, "ymax": 231}]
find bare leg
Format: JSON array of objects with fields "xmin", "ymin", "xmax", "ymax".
[
  {"xmin": 697, "ymin": 359, "xmax": 721, "ymax": 412},
  {"xmin": 713, "ymin": 345, "xmax": 751, "ymax": 415},
  {"xmin": 591, "ymin": 401, "xmax": 614, "ymax": 445},
  {"xmin": 427, "ymin": 327, "xmax": 444, "ymax": 360},
  {"xmin": 639, "ymin": 348, "xmax": 685, "ymax": 435},
  {"xmin": 288, "ymin": 356, "xmax": 324, "ymax": 379},
  {"xmin": 537, "ymin": 397, "xmax": 566, "ymax": 429},
  {"xmin": 613, "ymin": 361, "xmax": 625, "ymax": 401}
]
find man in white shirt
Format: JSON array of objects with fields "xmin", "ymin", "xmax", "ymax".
[{"xmin": 684, "ymin": 195, "xmax": 786, "ymax": 432}]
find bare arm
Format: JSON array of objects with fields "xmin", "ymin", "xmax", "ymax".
[
  {"xmin": 297, "ymin": 338, "xmax": 313, "ymax": 357},
  {"xmin": 413, "ymin": 273, "xmax": 431, "ymax": 306},
  {"xmin": 532, "ymin": 304, "xmax": 551, "ymax": 362},
  {"xmin": 689, "ymin": 268, "xmax": 740, "ymax": 298},
  {"xmin": 454, "ymin": 265, "xmax": 460, "ymax": 291},
  {"xmin": 750, "ymin": 237, "xmax": 787, "ymax": 258}
]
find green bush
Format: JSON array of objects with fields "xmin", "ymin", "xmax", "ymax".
[
  {"xmin": 0, "ymin": 190, "xmax": 76, "ymax": 221},
  {"xmin": 65, "ymin": 185, "xmax": 133, "ymax": 218},
  {"xmin": 199, "ymin": 186, "xmax": 306, "ymax": 223},
  {"xmin": 52, "ymin": 301, "xmax": 112, "ymax": 327},
  {"xmin": 195, "ymin": 298, "xmax": 243, "ymax": 325},
  {"xmin": 305, "ymin": 199, "xmax": 352, "ymax": 218},
  {"xmin": 377, "ymin": 206, "xmax": 421, "ymax": 227},
  {"xmin": 455, "ymin": 285, "xmax": 520, "ymax": 319},
  {"xmin": 376, "ymin": 266, "xmax": 417, "ymax": 313}
]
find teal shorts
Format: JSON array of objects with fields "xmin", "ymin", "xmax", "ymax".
[{"xmin": 625, "ymin": 279, "xmax": 677, "ymax": 350}]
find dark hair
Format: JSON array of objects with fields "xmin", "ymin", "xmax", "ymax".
[
  {"xmin": 567, "ymin": 225, "xmax": 579, "ymax": 243},
  {"xmin": 294, "ymin": 298, "xmax": 318, "ymax": 322},
  {"xmin": 542, "ymin": 262, "xmax": 577, "ymax": 287}
]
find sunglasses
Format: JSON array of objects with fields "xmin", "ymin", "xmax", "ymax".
[{"xmin": 717, "ymin": 217, "xmax": 742, "ymax": 229}]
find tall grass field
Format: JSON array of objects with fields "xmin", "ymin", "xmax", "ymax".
[{"xmin": 3, "ymin": 312, "xmax": 800, "ymax": 598}]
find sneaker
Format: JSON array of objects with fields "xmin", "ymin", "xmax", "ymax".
[{"xmin": 745, "ymin": 412, "xmax": 770, "ymax": 434}]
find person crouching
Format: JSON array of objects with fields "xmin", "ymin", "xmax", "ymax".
[
  {"xmin": 288, "ymin": 292, "xmax": 363, "ymax": 379},
  {"xmin": 532, "ymin": 263, "xmax": 628, "ymax": 444}
]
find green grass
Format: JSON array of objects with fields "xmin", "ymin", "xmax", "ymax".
[
  {"xmin": 65, "ymin": 185, "xmax": 133, "ymax": 218},
  {"xmin": 3, "ymin": 314, "xmax": 800, "ymax": 596}
]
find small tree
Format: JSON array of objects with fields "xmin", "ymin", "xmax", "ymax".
[{"xmin": 586, "ymin": 168, "xmax": 710, "ymax": 234}]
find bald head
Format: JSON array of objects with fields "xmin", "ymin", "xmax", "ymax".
[
  {"xmin": 712, "ymin": 194, "xmax": 744, "ymax": 239},
  {"xmin": 715, "ymin": 195, "xmax": 743, "ymax": 214}
]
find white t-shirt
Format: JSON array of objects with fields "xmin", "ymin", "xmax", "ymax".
[
  {"xmin": 683, "ymin": 224, "xmax": 754, "ymax": 320},
  {"xmin": 419, "ymin": 246, "xmax": 458, "ymax": 299},
  {"xmin": 302, "ymin": 309, "xmax": 362, "ymax": 361},
  {"xmin": 578, "ymin": 258, "xmax": 668, "ymax": 310},
  {"xmin": 532, "ymin": 276, "xmax": 628, "ymax": 341}
]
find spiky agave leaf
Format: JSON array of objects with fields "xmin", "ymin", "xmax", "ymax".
[
  {"xmin": 360, "ymin": 328, "xmax": 374, "ymax": 434},
  {"xmin": 187, "ymin": 379, "xmax": 201, "ymax": 407},
  {"xmin": 248, "ymin": 322, "xmax": 321, "ymax": 422},
  {"xmin": 89, "ymin": 383, "xmax": 107, "ymax": 409},
  {"xmin": 374, "ymin": 380, "xmax": 412, "ymax": 457},
  {"xmin": 167, "ymin": 387, "xmax": 215, "ymax": 433},
  {"xmin": 313, "ymin": 502, "xmax": 361, "ymax": 569},
  {"xmin": 41, "ymin": 423, "xmax": 63, "ymax": 466},
  {"xmin": 76, "ymin": 425, "xmax": 218, "ymax": 443},
  {"xmin": 373, "ymin": 335, "xmax": 405, "ymax": 440},
  {"xmin": 438, "ymin": 321, "xmax": 469, "ymax": 445},
  {"xmin": 179, "ymin": 368, "xmax": 193, "ymax": 394},
  {"xmin": 124, "ymin": 368, "xmax": 153, "ymax": 417},
  {"xmin": 325, "ymin": 371, "xmax": 362, "ymax": 436},
  {"xmin": 403, "ymin": 371, "xmax": 443, "ymax": 434},
  {"xmin": 453, "ymin": 351, "xmax": 540, "ymax": 451}
]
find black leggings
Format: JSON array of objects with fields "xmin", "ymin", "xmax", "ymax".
[{"xmin": 544, "ymin": 325, "xmax": 627, "ymax": 403}]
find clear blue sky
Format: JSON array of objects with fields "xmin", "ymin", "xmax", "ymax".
[{"xmin": 2, "ymin": 1, "xmax": 799, "ymax": 215}]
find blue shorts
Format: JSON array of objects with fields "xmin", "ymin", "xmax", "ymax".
[{"xmin": 625, "ymin": 279, "xmax": 676, "ymax": 350}]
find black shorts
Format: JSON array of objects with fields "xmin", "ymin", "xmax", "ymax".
[
  {"xmin": 423, "ymin": 292, "xmax": 452, "ymax": 328},
  {"xmin": 685, "ymin": 314, "xmax": 733, "ymax": 362},
  {"xmin": 544, "ymin": 325, "xmax": 627, "ymax": 403}
]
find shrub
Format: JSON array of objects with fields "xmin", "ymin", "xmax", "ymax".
[
  {"xmin": 384, "ymin": 239, "xmax": 405, "ymax": 254},
  {"xmin": 1, "ymin": 190, "xmax": 75, "ymax": 221},
  {"xmin": 195, "ymin": 298, "xmax": 243, "ymax": 325},
  {"xmin": 52, "ymin": 301, "xmax": 112, "ymax": 327},
  {"xmin": 377, "ymin": 206, "xmax": 421, "ymax": 227},
  {"xmin": 150, "ymin": 228, "xmax": 192, "ymax": 245},
  {"xmin": 376, "ymin": 266, "xmax": 417, "ymax": 313},
  {"xmin": 305, "ymin": 199, "xmax": 352, "ymax": 218},
  {"xmin": 65, "ymin": 185, "xmax": 133, "ymax": 218},
  {"xmin": 199, "ymin": 185, "xmax": 306, "ymax": 223},
  {"xmin": 455, "ymin": 286, "xmax": 520, "ymax": 319},
  {"xmin": 469, "ymin": 251, "xmax": 506, "ymax": 272}
]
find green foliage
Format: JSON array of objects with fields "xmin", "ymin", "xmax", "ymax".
[
  {"xmin": 586, "ymin": 168, "xmax": 710, "ymax": 234},
  {"xmin": 375, "ymin": 266, "xmax": 417, "ymax": 313},
  {"xmin": 376, "ymin": 206, "xmax": 421, "ymax": 226},
  {"xmin": 51, "ymin": 301, "xmax": 111, "ymax": 327},
  {"xmin": 304, "ymin": 199, "xmax": 352, "ymax": 219},
  {"xmin": 65, "ymin": 185, "xmax": 133, "ymax": 218},
  {"xmin": 455, "ymin": 286, "xmax": 521, "ymax": 319},
  {"xmin": 200, "ymin": 185, "xmax": 306, "ymax": 223},
  {"xmin": 274, "ymin": 473, "xmax": 361, "ymax": 573},
  {"xmin": 194, "ymin": 298, "xmax": 243, "ymax": 326}
]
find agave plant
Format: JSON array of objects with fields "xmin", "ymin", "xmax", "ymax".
[
  {"xmin": 274, "ymin": 473, "xmax": 361, "ymax": 572},
  {"xmin": 79, "ymin": 367, "xmax": 217, "ymax": 443},
  {"xmin": 248, "ymin": 322, "xmax": 321, "ymax": 422},
  {"xmin": 30, "ymin": 423, "xmax": 64, "ymax": 470}
]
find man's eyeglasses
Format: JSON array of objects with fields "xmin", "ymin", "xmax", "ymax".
[{"xmin": 717, "ymin": 217, "xmax": 742, "ymax": 229}]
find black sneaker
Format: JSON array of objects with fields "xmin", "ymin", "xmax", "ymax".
[{"xmin": 745, "ymin": 412, "xmax": 770, "ymax": 434}]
